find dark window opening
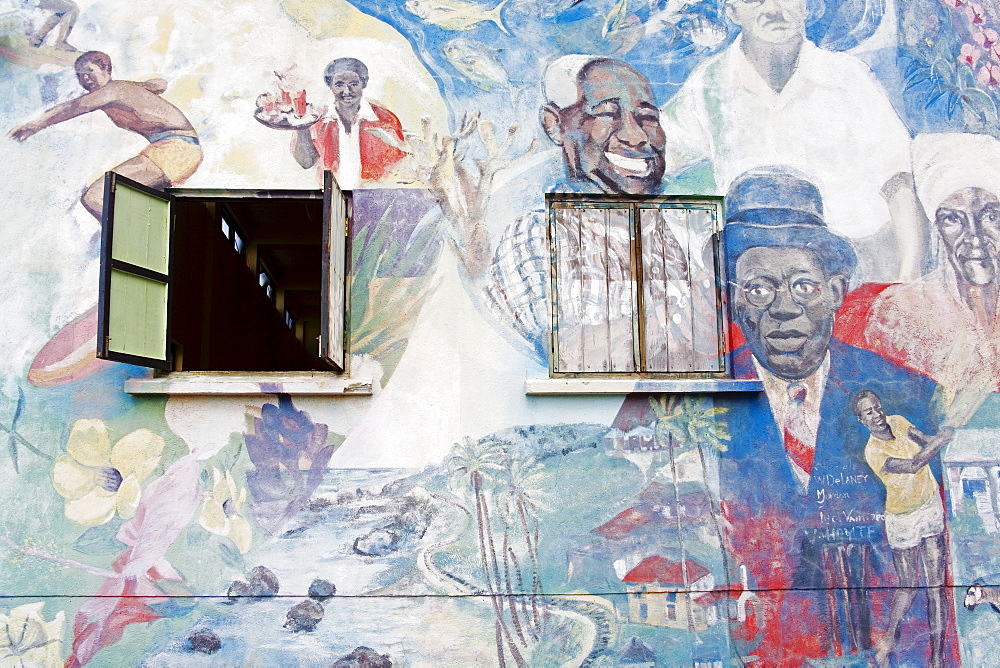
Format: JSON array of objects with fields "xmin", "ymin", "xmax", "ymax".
[
  {"xmin": 97, "ymin": 171, "xmax": 348, "ymax": 374},
  {"xmin": 170, "ymin": 196, "xmax": 332, "ymax": 372}
]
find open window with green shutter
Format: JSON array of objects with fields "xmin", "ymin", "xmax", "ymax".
[
  {"xmin": 97, "ymin": 171, "xmax": 349, "ymax": 373},
  {"xmin": 97, "ymin": 174, "xmax": 173, "ymax": 369}
]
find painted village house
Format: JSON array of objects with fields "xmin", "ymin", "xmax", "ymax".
[
  {"xmin": 6, "ymin": 0, "xmax": 1000, "ymax": 665},
  {"xmin": 624, "ymin": 556, "xmax": 715, "ymax": 630}
]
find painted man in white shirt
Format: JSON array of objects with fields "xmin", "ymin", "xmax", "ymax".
[{"xmin": 661, "ymin": 0, "xmax": 925, "ymax": 281}]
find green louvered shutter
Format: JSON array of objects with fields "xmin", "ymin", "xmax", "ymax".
[
  {"xmin": 319, "ymin": 170, "xmax": 347, "ymax": 372},
  {"xmin": 97, "ymin": 172, "xmax": 173, "ymax": 370}
]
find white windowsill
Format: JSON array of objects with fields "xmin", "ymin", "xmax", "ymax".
[
  {"xmin": 525, "ymin": 378, "xmax": 763, "ymax": 395},
  {"xmin": 125, "ymin": 372, "xmax": 373, "ymax": 396}
]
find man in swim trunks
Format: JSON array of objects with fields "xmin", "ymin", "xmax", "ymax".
[
  {"xmin": 854, "ymin": 389, "xmax": 953, "ymax": 667},
  {"xmin": 9, "ymin": 50, "xmax": 202, "ymax": 221}
]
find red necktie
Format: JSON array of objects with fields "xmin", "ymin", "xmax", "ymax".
[{"xmin": 784, "ymin": 384, "xmax": 814, "ymax": 474}]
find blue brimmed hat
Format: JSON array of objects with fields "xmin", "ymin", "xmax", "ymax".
[{"xmin": 722, "ymin": 166, "xmax": 857, "ymax": 281}]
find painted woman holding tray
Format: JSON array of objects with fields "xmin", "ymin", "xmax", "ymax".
[{"xmin": 289, "ymin": 57, "xmax": 405, "ymax": 189}]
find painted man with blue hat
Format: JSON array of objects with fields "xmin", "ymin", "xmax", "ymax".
[{"xmin": 718, "ymin": 167, "xmax": 944, "ymax": 663}]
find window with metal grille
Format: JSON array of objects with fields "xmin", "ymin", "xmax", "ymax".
[{"xmin": 547, "ymin": 196, "xmax": 727, "ymax": 376}]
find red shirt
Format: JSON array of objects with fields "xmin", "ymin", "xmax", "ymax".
[{"xmin": 308, "ymin": 100, "xmax": 405, "ymax": 181}]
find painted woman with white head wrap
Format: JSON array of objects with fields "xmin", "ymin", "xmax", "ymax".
[{"xmin": 865, "ymin": 133, "xmax": 1000, "ymax": 416}]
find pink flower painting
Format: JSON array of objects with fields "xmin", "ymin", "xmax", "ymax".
[
  {"xmin": 66, "ymin": 455, "xmax": 201, "ymax": 667},
  {"xmin": 965, "ymin": 2, "xmax": 987, "ymax": 24},
  {"xmin": 979, "ymin": 61, "xmax": 1000, "ymax": 85},
  {"xmin": 960, "ymin": 42, "xmax": 982, "ymax": 67},
  {"xmin": 975, "ymin": 27, "xmax": 999, "ymax": 50}
]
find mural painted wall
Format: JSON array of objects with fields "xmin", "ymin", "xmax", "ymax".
[{"xmin": 3, "ymin": 0, "xmax": 1000, "ymax": 665}]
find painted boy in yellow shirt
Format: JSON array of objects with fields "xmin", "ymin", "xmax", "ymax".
[{"xmin": 853, "ymin": 389, "xmax": 953, "ymax": 667}]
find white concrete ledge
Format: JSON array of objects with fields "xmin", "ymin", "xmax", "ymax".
[
  {"xmin": 125, "ymin": 372, "xmax": 374, "ymax": 396},
  {"xmin": 525, "ymin": 378, "xmax": 763, "ymax": 395}
]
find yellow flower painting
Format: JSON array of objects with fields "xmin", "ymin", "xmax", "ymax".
[
  {"xmin": 50, "ymin": 420, "xmax": 165, "ymax": 526},
  {"xmin": 199, "ymin": 468, "xmax": 253, "ymax": 554},
  {"xmin": 0, "ymin": 602, "xmax": 64, "ymax": 667}
]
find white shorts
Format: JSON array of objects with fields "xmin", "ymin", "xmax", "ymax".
[{"xmin": 885, "ymin": 494, "xmax": 944, "ymax": 550}]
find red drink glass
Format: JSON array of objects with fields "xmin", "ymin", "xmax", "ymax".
[{"xmin": 293, "ymin": 90, "xmax": 307, "ymax": 118}]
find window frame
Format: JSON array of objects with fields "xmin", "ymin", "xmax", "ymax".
[
  {"xmin": 96, "ymin": 171, "xmax": 350, "ymax": 375},
  {"xmin": 257, "ymin": 262, "xmax": 276, "ymax": 301},
  {"xmin": 545, "ymin": 193, "xmax": 731, "ymax": 379}
]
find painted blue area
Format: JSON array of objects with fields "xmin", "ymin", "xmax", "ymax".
[
  {"xmin": 0, "ymin": 59, "xmax": 47, "ymax": 116},
  {"xmin": 966, "ymin": 394, "xmax": 1000, "ymax": 428},
  {"xmin": 23, "ymin": 361, "xmax": 149, "ymax": 424},
  {"xmin": 807, "ymin": 0, "xmax": 885, "ymax": 51},
  {"xmin": 350, "ymin": 189, "xmax": 441, "ymax": 278}
]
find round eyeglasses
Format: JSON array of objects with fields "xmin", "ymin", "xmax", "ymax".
[{"xmin": 738, "ymin": 277, "xmax": 823, "ymax": 308}]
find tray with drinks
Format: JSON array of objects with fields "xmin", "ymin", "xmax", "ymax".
[{"xmin": 254, "ymin": 91, "xmax": 322, "ymax": 130}]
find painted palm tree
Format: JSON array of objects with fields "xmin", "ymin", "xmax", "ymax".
[
  {"xmin": 649, "ymin": 394, "xmax": 733, "ymax": 641},
  {"xmin": 650, "ymin": 394, "xmax": 730, "ymax": 453},
  {"xmin": 448, "ymin": 437, "xmax": 525, "ymax": 667},
  {"xmin": 497, "ymin": 455, "xmax": 548, "ymax": 642}
]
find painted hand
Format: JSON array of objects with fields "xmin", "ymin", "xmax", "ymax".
[{"xmin": 9, "ymin": 123, "xmax": 40, "ymax": 142}]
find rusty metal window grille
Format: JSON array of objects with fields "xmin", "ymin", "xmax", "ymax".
[{"xmin": 548, "ymin": 197, "xmax": 727, "ymax": 376}]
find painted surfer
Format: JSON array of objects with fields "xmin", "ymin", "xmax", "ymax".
[{"xmin": 9, "ymin": 50, "xmax": 202, "ymax": 221}]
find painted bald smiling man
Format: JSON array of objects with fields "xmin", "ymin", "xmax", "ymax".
[{"xmin": 541, "ymin": 58, "xmax": 667, "ymax": 195}]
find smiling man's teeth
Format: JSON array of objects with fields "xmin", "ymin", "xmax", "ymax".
[{"xmin": 605, "ymin": 152, "xmax": 649, "ymax": 174}]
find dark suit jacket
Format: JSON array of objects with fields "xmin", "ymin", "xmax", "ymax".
[{"xmin": 720, "ymin": 339, "xmax": 938, "ymax": 590}]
